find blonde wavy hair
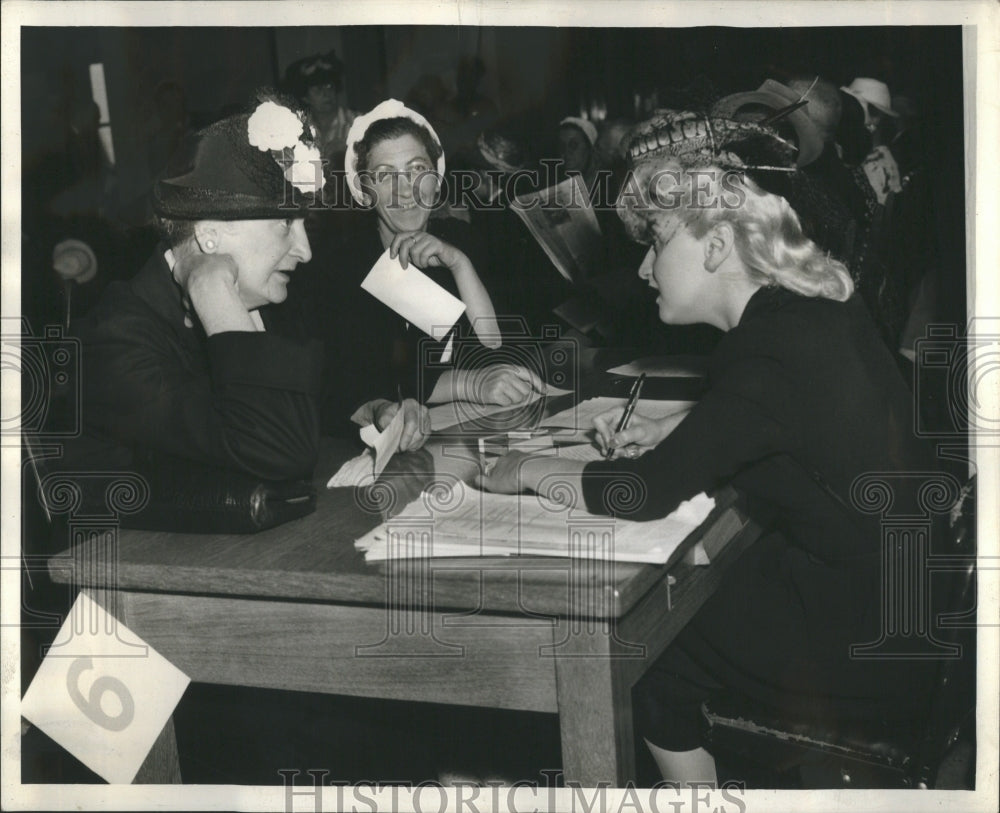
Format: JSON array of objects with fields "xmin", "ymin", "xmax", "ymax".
[{"xmin": 618, "ymin": 159, "xmax": 854, "ymax": 302}]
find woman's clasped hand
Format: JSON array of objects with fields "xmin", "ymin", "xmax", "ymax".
[
  {"xmin": 351, "ymin": 397, "xmax": 431, "ymax": 452},
  {"xmin": 463, "ymin": 363, "xmax": 547, "ymax": 406},
  {"xmin": 388, "ymin": 229, "xmax": 467, "ymax": 273}
]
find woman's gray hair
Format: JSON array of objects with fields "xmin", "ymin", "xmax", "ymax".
[{"xmin": 154, "ymin": 216, "xmax": 197, "ymax": 249}]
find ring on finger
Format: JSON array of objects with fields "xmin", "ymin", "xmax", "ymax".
[{"xmin": 627, "ymin": 446, "xmax": 639, "ymax": 459}]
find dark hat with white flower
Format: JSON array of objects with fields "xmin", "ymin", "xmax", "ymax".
[{"xmin": 153, "ymin": 96, "xmax": 324, "ymax": 220}]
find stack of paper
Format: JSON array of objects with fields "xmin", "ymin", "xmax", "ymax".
[{"xmin": 355, "ymin": 485, "xmax": 715, "ymax": 564}]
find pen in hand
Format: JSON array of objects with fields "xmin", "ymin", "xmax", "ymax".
[{"xmin": 605, "ymin": 373, "xmax": 647, "ymax": 460}]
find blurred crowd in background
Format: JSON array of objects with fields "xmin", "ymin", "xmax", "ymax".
[{"xmin": 20, "ymin": 25, "xmax": 966, "ymax": 366}]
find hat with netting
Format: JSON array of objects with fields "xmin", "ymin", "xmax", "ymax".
[{"xmin": 153, "ymin": 96, "xmax": 323, "ymax": 220}]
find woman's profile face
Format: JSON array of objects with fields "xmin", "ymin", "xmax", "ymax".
[
  {"xmin": 365, "ymin": 133, "xmax": 438, "ymax": 235},
  {"xmin": 213, "ymin": 218, "xmax": 312, "ymax": 309},
  {"xmin": 637, "ymin": 216, "xmax": 713, "ymax": 325}
]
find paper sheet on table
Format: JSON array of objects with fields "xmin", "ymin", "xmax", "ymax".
[
  {"xmin": 326, "ymin": 408, "xmax": 406, "ymax": 488},
  {"xmin": 539, "ymin": 397, "xmax": 696, "ymax": 432},
  {"xmin": 356, "ymin": 485, "xmax": 715, "ymax": 564},
  {"xmin": 607, "ymin": 355, "xmax": 708, "ymax": 378},
  {"xmin": 361, "ymin": 249, "xmax": 466, "ymax": 340},
  {"xmin": 327, "ymin": 450, "xmax": 376, "ymax": 488},
  {"xmin": 363, "ymin": 406, "xmax": 406, "ymax": 477},
  {"xmin": 427, "ymin": 385, "xmax": 573, "ymax": 431},
  {"xmin": 555, "ymin": 442, "xmax": 605, "ymax": 463}
]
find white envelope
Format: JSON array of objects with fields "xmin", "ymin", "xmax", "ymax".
[{"xmin": 360, "ymin": 249, "xmax": 467, "ymax": 340}]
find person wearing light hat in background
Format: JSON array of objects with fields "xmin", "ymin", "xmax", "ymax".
[
  {"xmin": 558, "ymin": 115, "xmax": 599, "ymax": 194},
  {"xmin": 841, "ymin": 77, "xmax": 899, "ymax": 135},
  {"xmin": 63, "ymin": 93, "xmax": 333, "ymax": 480}
]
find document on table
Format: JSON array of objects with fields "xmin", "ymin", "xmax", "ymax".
[
  {"xmin": 606, "ymin": 355, "xmax": 708, "ymax": 378},
  {"xmin": 361, "ymin": 249, "xmax": 466, "ymax": 340},
  {"xmin": 356, "ymin": 484, "xmax": 715, "ymax": 564},
  {"xmin": 428, "ymin": 385, "xmax": 573, "ymax": 431},
  {"xmin": 539, "ymin": 397, "xmax": 695, "ymax": 432}
]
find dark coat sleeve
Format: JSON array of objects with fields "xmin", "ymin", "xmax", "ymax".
[
  {"xmin": 581, "ymin": 346, "xmax": 799, "ymax": 522},
  {"xmin": 78, "ymin": 287, "xmax": 323, "ymax": 481}
]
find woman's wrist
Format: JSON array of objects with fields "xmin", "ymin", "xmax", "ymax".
[
  {"xmin": 523, "ymin": 457, "xmax": 585, "ymax": 506},
  {"xmin": 446, "ymin": 251, "xmax": 473, "ymax": 277}
]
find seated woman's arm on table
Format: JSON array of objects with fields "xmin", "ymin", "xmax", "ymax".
[
  {"xmin": 479, "ymin": 353, "xmax": 793, "ymax": 522},
  {"xmin": 385, "ymin": 227, "xmax": 547, "ymax": 407}
]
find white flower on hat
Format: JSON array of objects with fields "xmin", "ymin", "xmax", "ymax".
[
  {"xmin": 247, "ymin": 101, "xmax": 305, "ymax": 151},
  {"xmin": 283, "ymin": 141, "xmax": 324, "ymax": 193}
]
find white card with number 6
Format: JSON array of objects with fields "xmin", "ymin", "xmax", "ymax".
[{"xmin": 21, "ymin": 592, "xmax": 190, "ymax": 784}]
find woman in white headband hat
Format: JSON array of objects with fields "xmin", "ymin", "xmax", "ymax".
[{"xmin": 290, "ymin": 99, "xmax": 546, "ymax": 442}]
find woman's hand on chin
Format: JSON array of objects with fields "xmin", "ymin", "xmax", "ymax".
[
  {"xmin": 389, "ymin": 230, "xmax": 467, "ymax": 272},
  {"xmin": 172, "ymin": 252, "xmax": 256, "ymax": 335},
  {"xmin": 174, "ymin": 252, "xmax": 239, "ymax": 296}
]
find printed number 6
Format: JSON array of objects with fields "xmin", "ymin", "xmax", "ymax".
[{"xmin": 67, "ymin": 657, "xmax": 135, "ymax": 731}]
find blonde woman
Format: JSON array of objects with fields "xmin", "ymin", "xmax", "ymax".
[{"xmin": 480, "ymin": 111, "xmax": 941, "ymax": 785}]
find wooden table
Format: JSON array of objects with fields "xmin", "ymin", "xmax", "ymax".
[{"xmin": 47, "ymin": 358, "xmax": 761, "ymax": 786}]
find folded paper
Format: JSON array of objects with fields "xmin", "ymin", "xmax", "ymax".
[{"xmin": 361, "ymin": 249, "xmax": 466, "ymax": 339}]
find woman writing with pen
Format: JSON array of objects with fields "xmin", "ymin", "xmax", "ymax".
[{"xmin": 479, "ymin": 110, "xmax": 942, "ymax": 785}]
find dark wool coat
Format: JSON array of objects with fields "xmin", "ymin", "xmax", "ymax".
[
  {"xmin": 65, "ymin": 248, "xmax": 323, "ymax": 481},
  {"xmin": 582, "ymin": 286, "xmax": 945, "ymax": 747}
]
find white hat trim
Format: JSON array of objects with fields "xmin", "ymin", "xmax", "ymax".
[{"xmin": 344, "ymin": 99, "xmax": 446, "ymax": 205}]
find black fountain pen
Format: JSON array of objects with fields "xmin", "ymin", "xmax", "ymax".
[{"xmin": 606, "ymin": 373, "xmax": 647, "ymax": 460}]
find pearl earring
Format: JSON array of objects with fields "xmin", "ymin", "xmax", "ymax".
[{"xmin": 205, "ymin": 240, "xmax": 216, "ymax": 250}]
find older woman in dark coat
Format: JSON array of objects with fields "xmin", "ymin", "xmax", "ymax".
[{"xmin": 66, "ymin": 96, "xmax": 374, "ymax": 480}]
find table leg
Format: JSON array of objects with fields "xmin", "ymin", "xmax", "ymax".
[{"xmin": 553, "ymin": 643, "xmax": 636, "ymax": 786}]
